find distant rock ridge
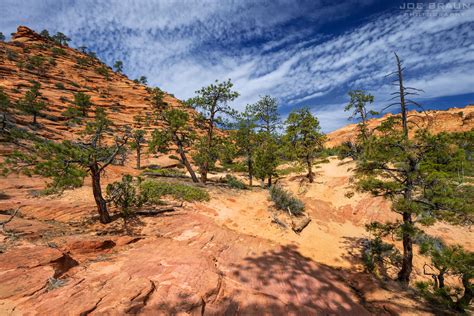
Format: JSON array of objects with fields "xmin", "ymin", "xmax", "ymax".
[
  {"xmin": 12, "ymin": 25, "xmax": 46, "ymax": 43},
  {"xmin": 326, "ymin": 105, "xmax": 474, "ymax": 147}
]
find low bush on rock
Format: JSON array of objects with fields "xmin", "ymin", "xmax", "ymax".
[
  {"xmin": 269, "ymin": 185, "xmax": 304, "ymax": 215},
  {"xmin": 139, "ymin": 180, "xmax": 209, "ymax": 203}
]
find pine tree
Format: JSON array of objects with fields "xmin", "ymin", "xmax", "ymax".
[
  {"xmin": 187, "ymin": 79, "xmax": 239, "ymax": 183},
  {"xmin": 5, "ymin": 108, "xmax": 128, "ymax": 223},
  {"xmin": 352, "ymin": 53, "xmax": 473, "ymax": 284},
  {"xmin": 73, "ymin": 92, "xmax": 92, "ymax": 117},
  {"xmin": 234, "ymin": 106, "xmax": 258, "ymax": 186},
  {"xmin": 130, "ymin": 129, "xmax": 146, "ymax": 169},
  {"xmin": 113, "ymin": 60, "xmax": 123, "ymax": 73},
  {"xmin": 52, "ymin": 32, "xmax": 70, "ymax": 46},
  {"xmin": 248, "ymin": 95, "xmax": 280, "ymax": 186},
  {"xmin": 149, "ymin": 109, "xmax": 199, "ymax": 182},
  {"xmin": 285, "ymin": 107, "xmax": 325, "ymax": 183},
  {"xmin": 17, "ymin": 82, "xmax": 46, "ymax": 124},
  {"xmin": 0, "ymin": 32, "xmax": 5, "ymax": 42}
]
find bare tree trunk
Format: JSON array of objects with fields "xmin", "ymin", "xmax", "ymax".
[
  {"xmin": 248, "ymin": 154, "xmax": 253, "ymax": 186},
  {"xmin": 397, "ymin": 211, "xmax": 413, "ymax": 284},
  {"xmin": 307, "ymin": 156, "xmax": 314, "ymax": 183},
  {"xmin": 136, "ymin": 146, "xmax": 141, "ymax": 169},
  {"xmin": 456, "ymin": 274, "xmax": 473, "ymax": 311},
  {"xmin": 175, "ymin": 137, "xmax": 199, "ymax": 183},
  {"xmin": 267, "ymin": 175, "xmax": 272, "ymax": 187},
  {"xmin": 395, "ymin": 53, "xmax": 408, "ymax": 139},
  {"xmin": 90, "ymin": 163, "xmax": 111, "ymax": 224},
  {"xmin": 33, "ymin": 113, "xmax": 37, "ymax": 124}
]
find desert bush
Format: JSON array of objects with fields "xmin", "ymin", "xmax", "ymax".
[
  {"xmin": 51, "ymin": 47, "xmax": 66, "ymax": 57},
  {"xmin": 139, "ymin": 180, "xmax": 209, "ymax": 203},
  {"xmin": 143, "ymin": 168, "xmax": 185, "ymax": 177},
  {"xmin": 26, "ymin": 55, "xmax": 46, "ymax": 71},
  {"xmin": 95, "ymin": 66, "xmax": 110, "ymax": 79},
  {"xmin": 6, "ymin": 49, "xmax": 18, "ymax": 61},
  {"xmin": 55, "ymin": 82, "xmax": 65, "ymax": 90},
  {"xmin": 276, "ymin": 164, "xmax": 304, "ymax": 176},
  {"xmin": 269, "ymin": 185, "xmax": 304, "ymax": 215},
  {"xmin": 362, "ymin": 236, "xmax": 401, "ymax": 275},
  {"xmin": 224, "ymin": 174, "xmax": 247, "ymax": 189},
  {"xmin": 106, "ymin": 174, "xmax": 137, "ymax": 217}
]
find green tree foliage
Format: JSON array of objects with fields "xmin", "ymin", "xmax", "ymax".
[
  {"xmin": 0, "ymin": 88, "xmax": 11, "ymax": 132},
  {"xmin": 284, "ymin": 107, "xmax": 325, "ymax": 183},
  {"xmin": 234, "ymin": 106, "xmax": 258, "ymax": 185},
  {"xmin": 352, "ymin": 54, "xmax": 473, "ymax": 284},
  {"xmin": 150, "ymin": 87, "xmax": 167, "ymax": 110},
  {"xmin": 343, "ymin": 90, "xmax": 378, "ymax": 158},
  {"xmin": 139, "ymin": 180, "xmax": 209, "ymax": 202},
  {"xmin": 39, "ymin": 29, "xmax": 50, "ymax": 39},
  {"xmin": 419, "ymin": 236, "xmax": 473, "ymax": 311},
  {"xmin": 248, "ymin": 95, "xmax": 280, "ymax": 186},
  {"xmin": 130, "ymin": 129, "xmax": 146, "ymax": 169},
  {"xmin": 106, "ymin": 174, "xmax": 137, "ymax": 218},
  {"xmin": 95, "ymin": 66, "xmax": 110, "ymax": 80},
  {"xmin": 4, "ymin": 108, "xmax": 128, "ymax": 223},
  {"xmin": 138, "ymin": 76, "xmax": 147, "ymax": 85},
  {"xmin": 0, "ymin": 32, "xmax": 5, "ymax": 42},
  {"xmin": 149, "ymin": 109, "xmax": 199, "ymax": 182},
  {"xmin": 17, "ymin": 82, "xmax": 46, "ymax": 124},
  {"xmin": 51, "ymin": 32, "xmax": 70, "ymax": 46},
  {"xmin": 253, "ymin": 132, "xmax": 279, "ymax": 186},
  {"xmin": 113, "ymin": 60, "xmax": 123, "ymax": 73},
  {"xmin": 187, "ymin": 79, "xmax": 239, "ymax": 183},
  {"xmin": 73, "ymin": 92, "xmax": 92, "ymax": 116}
]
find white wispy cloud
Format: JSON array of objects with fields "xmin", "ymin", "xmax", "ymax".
[{"xmin": 1, "ymin": 0, "xmax": 473, "ymax": 131}]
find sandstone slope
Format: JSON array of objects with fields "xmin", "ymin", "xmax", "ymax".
[{"xmin": 326, "ymin": 105, "xmax": 474, "ymax": 147}]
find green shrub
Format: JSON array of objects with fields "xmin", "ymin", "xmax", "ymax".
[
  {"xmin": 95, "ymin": 66, "xmax": 110, "ymax": 79},
  {"xmin": 55, "ymin": 82, "xmax": 65, "ymax": 90},
  {"xmin": 224, "ymin": 174, "xmax": 247, "ymax": 189},
  {"xmin": 51, "ymin": 47, "xmax": 66, "ymax": 57},
  {"xmin": 143, "ymin": 168, "xmax": 185, "ymax": 177},
  {"xmin": 139, "ymin": 180, "xmax": 209, "ymax": 203},
  {"xmin": 6, "ymin": 50, "xmax": 18, "ymax": 61},
  {"xmin": 276, "ymin": 164, "xmax": 304, "ymax": 176},
  {"xmin": 269, "ymin": 185, "xmax": 304, "ymax": 215},
  {"xmin": 26, "ymin": 55, "xmax": 46, "ymax": 70},
  {"xmin": 168, "ymin": 154, "xmax": 180, "ymax": 161},
  {"xmin": 106, "ymin": 174, "xmax": 137, "ymax": 217}
]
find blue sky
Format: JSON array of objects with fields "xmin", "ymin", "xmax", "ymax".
[{"xmin": 1, "ymin": 0, "xmax": 473, "ymax": 132}]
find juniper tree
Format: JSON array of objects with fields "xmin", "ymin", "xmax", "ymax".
[
  {"xmin": 248, "ymin": 95, "xmax": 280, "ymax": 186},
  {"xmin": 285, "ymin": 108, "xmax": 325, "ymax": 183},
  {"xmin": 4, "ymin": 108, "xmax": 128, "ymax": 224},
  {"xmin": 17, "ymin": 82, "xmax": 46, "ymax": 124},
  {"xmin": 130, "ymin": 129, "xmax": 146, "ymax": 169},
  {"xmin": 187, "ymin": 79, "xmax": 239, "ymax": 183},
  {"xmin": 113, "ymin": 60, "xmax": 123, "ymax": 73},
  {"xmin": 352, "ymin": 53, "xmax": 473, "ymax": 284},
  {"xmin": 73, "ymin": 92, "xmax": 92, "ymax": 116},
  {"xmin": 149, "ymin": 108, "xmax": 199, "ymax": 182},
  {"xmin": 234, "ymin": 106, "xmax": 258, "ymax": 185}
]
